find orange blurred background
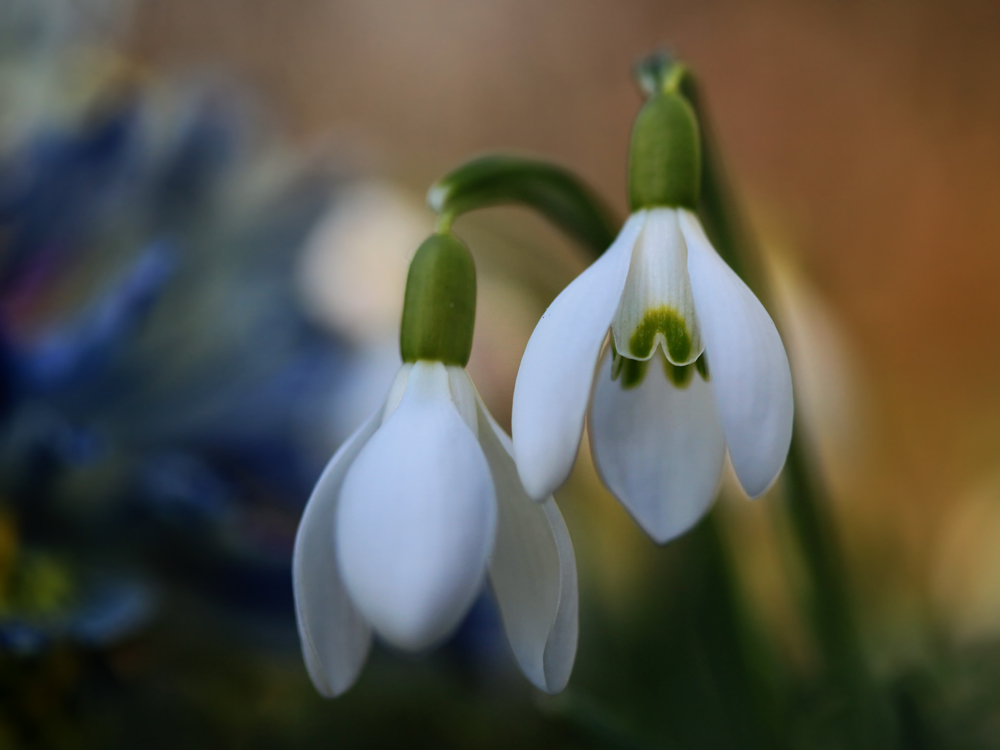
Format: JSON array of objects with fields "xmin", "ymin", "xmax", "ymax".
[{"xmin": 124, "ymin": 0, "xmax": 1000, "ymax": 649}]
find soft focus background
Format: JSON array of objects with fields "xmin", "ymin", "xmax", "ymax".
[{"xmin": 2, "ymin": 0, "xmax": 1000, "ymax": 747}]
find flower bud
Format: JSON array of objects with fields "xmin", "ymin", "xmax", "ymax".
[{"xmin": 399, "ymin": 232, "xmax": 477, "ymax": 366}]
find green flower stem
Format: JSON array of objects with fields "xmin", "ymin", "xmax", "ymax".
[
  {"xmin": 692, "ymin": 512, "xmax": 789, "ymax": 748},
  {"xmin": 664, "ymin": 55, "xmax": 892, "ymax": 744},
  {"xmin": 428, "ymin": 154, "xmax": 620, "ymax": 257},
  {"xmin": 784, "ymin": 437, "xmax": 890, "ymax": 744},
  {"xmin": 543, "ymin": 691, "xmax": 661, "ymax": 750}
]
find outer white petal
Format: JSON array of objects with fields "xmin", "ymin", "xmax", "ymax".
[
  {"xmin": 293, "ymin": 409, "xmax": 382, "ymax": 697},
  {"xmin": 588, "ymin": 347, "xmax": 727, "ymax": 543},
  {"xmin": 475, "ymin": 394, "xmax": 577, "ymax": 693},
  {"xmin": 381, "ymin": 362, "xmax": 414, "ymax": 421},
  {"xmin": 446, "ymin": 366, "xmax": 479, "ymax": 434},
  {"xmin": 336, "ymin": 361, "xmax": 497, "ymax": 651},
  {"xmin": 512, "ymin": 212, "xmax": 646, "ymax": 500},
  {"xmin": 681, "ymin": 210, "xmax": 794, "ymax": 497}
]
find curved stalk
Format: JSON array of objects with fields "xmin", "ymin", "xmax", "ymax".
[{"xmin": 428, "ymin": 154, "xmax": 619, "ymax": 257}]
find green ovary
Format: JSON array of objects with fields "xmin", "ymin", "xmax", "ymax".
[{"xmin": 627, "ymin": 305, "xmax": 693, "ymax": 363}]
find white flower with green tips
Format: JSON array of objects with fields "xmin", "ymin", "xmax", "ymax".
[
  {"xmin": 293, "ymin": 234, "xmax": 577, "ymax": 697},
  {"xmin": 511, "ymin": 88, "xmax": 793, "ymax": 544}
]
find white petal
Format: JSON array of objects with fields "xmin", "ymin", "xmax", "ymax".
[
  {"xmin": 611, "ymin": 208, "xmax": 703, "ymax": 365},
  {"xmin": 588, "ymin": 347, "xmax": 726, "ymax": 543},
  {"xmin": 476, "ymin": 394, "xmax": 578, "ymax": 693},
  {"xmin": 381, "ymin": 362, "xmax": 414, "ymax": 421},
  {"xmin": 293, "ymin": 410, "xmax": 381, "ymax": 697},
  {"xmin": 446, "ymin": 365, "xmax": 479, "ymax": 435},
  {"xmin": 336, "ymin": 361, "xmax": 497, "ymax": 650},
  {"xmin": 512, "ymin": 212, "xmax": 646, "ymax": 500},
  {"xmin": 681, "ymin": 210, "xmax": 794, "ymax": 497}
]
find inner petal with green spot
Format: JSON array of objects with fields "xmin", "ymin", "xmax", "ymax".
[
  {"xmin": 611, "ymin": 207, "xmax": 703, "ymax": 366},
  {"xmin": 628, "ymin": 305, "xmax": 692, "ymax": 362},
  {"xmin": 610, "ymin": 342, "xmax": 710, "ymax": 391}
]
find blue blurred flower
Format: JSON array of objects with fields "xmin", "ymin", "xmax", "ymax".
[
  {"xmin": 0, "ymin": 66, "xmax": 356, "ymax": 642},
  {"xmin": 0, "ymin": 574, "xmax": 157, "ymax": 656}
]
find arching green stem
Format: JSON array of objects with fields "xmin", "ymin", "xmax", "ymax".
[{"xmin": 428, "ymin": 154, "xmax": 620, "ymax": 257}]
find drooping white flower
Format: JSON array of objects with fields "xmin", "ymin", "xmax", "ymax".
[
  {"xmin": 512, "ymin": 207, "xmax": 793, "ymax": 543},
  {"xmin": 293, "ymin": 359, "xmax": 577, "ymax": 697}
]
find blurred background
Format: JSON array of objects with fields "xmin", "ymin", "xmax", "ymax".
[{"xmin": 1, "ymin": 0, "xmax": 999, "ymax": 747}]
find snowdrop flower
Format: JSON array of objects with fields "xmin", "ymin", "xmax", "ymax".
[
  {"xmin": 512, "ymin": 85, "xmax": 793, "ymax": 544},
  {"xmin": 293, "ymin": 232, "xmax": 578, "ymax": 697}
]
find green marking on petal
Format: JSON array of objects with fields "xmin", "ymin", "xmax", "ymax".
[
  {"xmin": 662, "ymin": 357, "xmax": 694, "ymax": 389},
  {"xmin": 612, "ymin": 342, "xmax": 701, "ymax": 391},
  {"xmin": 610, "ymin": 346, "xmax": 624, "ymax": 381},
  {"xmin": 619, "ymin": 358, "xmax": 649, "ymax": 389},
  {"xmin": 611, "ymin": 343, "xmax": 648, "ymax": 390},
  {"xmin": 695, "ymin": 351, "xmax": 710, "ymax": 381},
  {"xmin": 627, "ymin": 305, "xmax": 693, "ymax": 364}
]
